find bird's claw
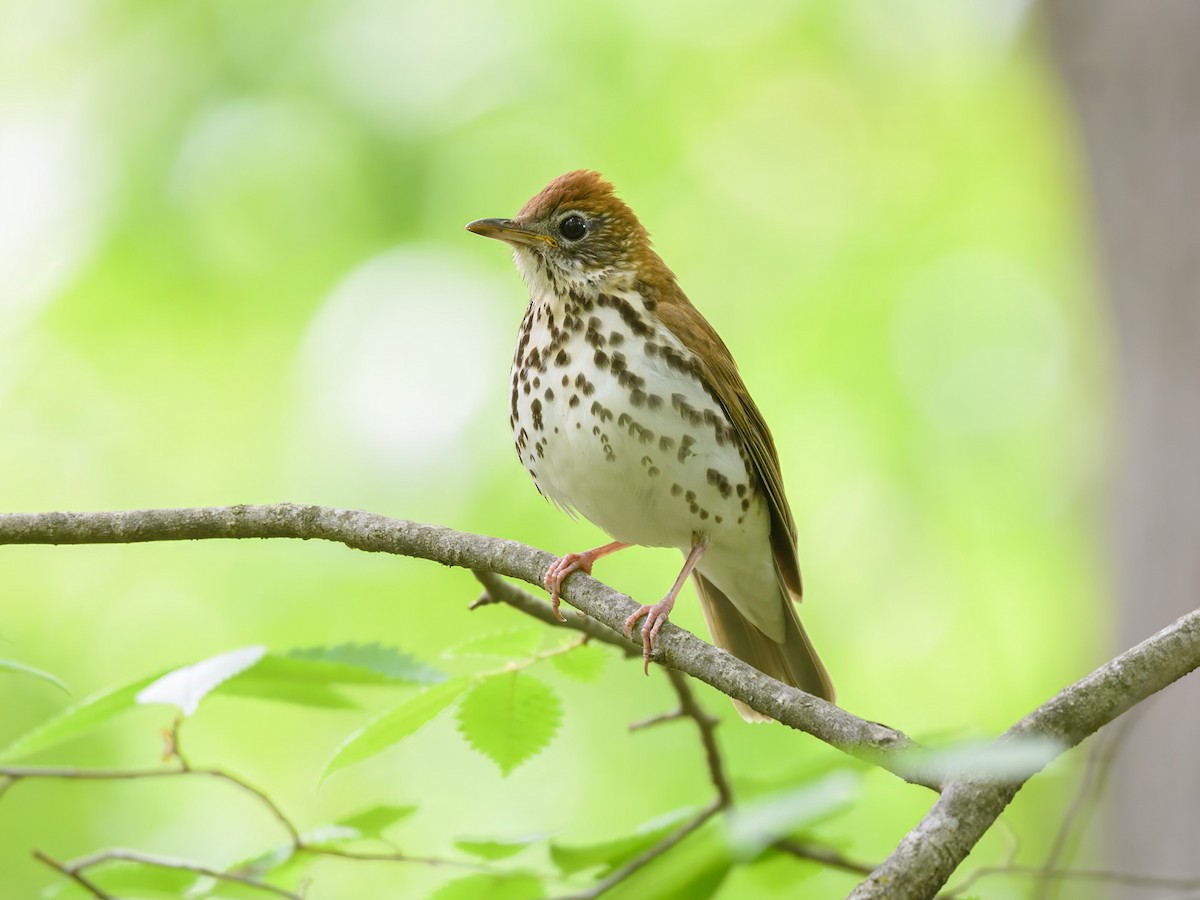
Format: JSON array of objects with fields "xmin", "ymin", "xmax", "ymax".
[
  {"xmin": 624, "ymin": 599, "xmax": 674, "ymax": 675},
  {"xmin": 543, "ymin": 552, "xmax": 595, "ymax": 622}
]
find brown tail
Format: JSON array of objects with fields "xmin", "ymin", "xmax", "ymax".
[{"xmin": 692, "ymin": 573, "xmax": 835, "ymax": 722}]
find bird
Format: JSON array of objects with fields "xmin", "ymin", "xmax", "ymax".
[{"xmin": 466, "ymin": 170, "xmax": 834, "ymax": 719}]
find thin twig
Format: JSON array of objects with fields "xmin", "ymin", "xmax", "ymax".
[
  {"xmin": 772, "ymin": 839, "xmax": 875, "ymax": 876},
  {"xmin": 556, "ymin": 799, "xmax": 724, "ymax": 900},
  {"xmin": 955, "ymin": 865, "xmax": 1200, "ymax": 893},
  {"xmin": 468, "ymin": 590, "xmax": 501, "ymax": 610},
  {"xmin": 33, "ymin": 850, "xmax": 115, "ymax": 900},
  {"xmin": 628, "ymin": 708, "xmax": 687, "ymax": 731},
  {"xmin": 1, "ymin": 762, "xmax": 305, "ymax": 849},
  {"xmin": 9, "ymin": 760, "xmax": 491, "ymax": 897},
  {"xmin": 664, "ymin": 669, "xmax": 733, "ymax": 807},
  {"xmin": 302, "ymin": 846, "xmax": 488, "ymax": 869},
  {"xmin": 203, "ymin": 769, "xmax": 303, "ymax": 847},
  {"xmin": 2, "ymin": 764, "xmax": 189, "ymax": 781},
  {"xmin": 1033, "ymin": 712, "xmax": 1141, "ymax": 900},
  {"xmin": 620, "ymin": 671, "xmax": 891, "ymax": 895},
  {"xmin": 62, "ymin": 848, "xmax": 302, "ymax": 899},
  {"xmin": 941, "ymin": 818, "xmax": 1020, "ymax": 898},
  {"xmin": 169, "ymin": 716, "xmax": 304, "ymax": 849},
  {"xmin": 564, "ymin": 661, "xmax": 734, "ymax": 898}
]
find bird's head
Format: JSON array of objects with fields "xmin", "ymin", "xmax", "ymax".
[{"xmin": 467, "ymin": 170, "xmax": 664, "ymax": 293}]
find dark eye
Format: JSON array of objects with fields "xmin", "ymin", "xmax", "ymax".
[{"xmin": 558, "ymin": 214, "xmax": 587, "ymax": 241}]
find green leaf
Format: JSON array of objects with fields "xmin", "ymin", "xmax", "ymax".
[
  {"xmin": 42, "ymin": 860, "xmax": 198, "ymax": 897},
  {"xmin": 215, "ymin": 674, "xmax": 357, "ymax": 709},
  {"xmin": 289, "ymin": 643, "xmax": 443, "ymax": 683},
  {"xmin": 135, "ymin": 646, "xmax": 267, "ymax": 716},
  {"xmin": 454, "ymin": 834, "xmax": 546, "ymax": 860},
  {"xmin": 0, "ymin": 658, "xmax": 69, "ymax": 694},
  {"xmin": 215, "ymin": 645, "xmax": 441, "ymax": 708},
  {"xmin": 0, "ymin": 674, "xmax": 161, "ymax": 761},
  {"xmin": 227, "ymin": 844, "xmax": 295, "ymax": 880},
  {"xmin": 192, "ymin": 871, "xmax": 307, "ymax": 900},
  {"xmin": 427, "ymin": 874, "xmax": 545, "ymax": 900},
  {"xmin": 208, "ymin": 842, "xmax": 318, "ymax": 898},
  {"xmin": 550, "ymin": 808, "xmax": 695, "ymax": 875},
  {"xmin": 724, "ymin": 772, "xmax": 859, "ymax": 858},
  {"xmin": 444, "ymin": 625, "xmax": 542, "ymax": 660},
  {"xmin": 336, "ymin": 804, "xmax": 418, "ymax": 839},
  {"xmin": 548, "ymin": 642, "xmax": 607, "ymax": 682},
  {"xmin": 456, "ymin": 672, "xmax": 561, "ymax": 775},
  {"xmin": 603, "ymin": 815, "xmax": 731, "ymax": 900},
  {"xmin": 323, "ymin": 678, "xmax": 469, "ymax": 778}
]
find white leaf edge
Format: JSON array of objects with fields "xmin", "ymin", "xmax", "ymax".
[{"xmin": 136, "ymin": 645, "xmax": 267, "ymax": 717}]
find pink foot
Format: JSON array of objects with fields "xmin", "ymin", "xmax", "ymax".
[
  {"xmin": 624, "ymin": 597, "xmax": 677, "ymax": 675},
  {"xmin": 544, "ymin": 553, "xmax": 596, "ymax": 622},
  {"xmin": 543, "ymin": 541, "xmax": 631, "ymax": 622},
  {"xmin": 622, "ymin": 539, "xmax": 707, "ymax": 675}
]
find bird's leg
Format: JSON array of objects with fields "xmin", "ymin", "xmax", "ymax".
[
  {"xmin": 625, "ymin": 538, "xmax": 709, "ymax": 674},
  {"xmin": 544, "ymin": 541, "xmax": 631, "ymax": 622}
]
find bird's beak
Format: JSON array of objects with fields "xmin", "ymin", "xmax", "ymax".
[{"xmin": 465, "ymin": 218, "xmax": 558, "ymax": 249}]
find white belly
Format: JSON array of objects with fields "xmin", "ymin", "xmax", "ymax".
[
  {"xmin": 508, "ymin": 286, "xmax": 788, "ymax": 639},
  {"xmin": 511, "ymin": 293, "xmax": 766, "ymax": 553}
]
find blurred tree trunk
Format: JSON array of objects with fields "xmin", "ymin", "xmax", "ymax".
[{"xmin": 1046, "ymin": 1, "xmax": 1200, "ymax": 893}]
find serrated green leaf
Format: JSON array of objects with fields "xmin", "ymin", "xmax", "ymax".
[
  {"xmin": 456, "ymin": 672, "xmax": 561, "ymax": 775},
  {"xmin": 336, "ymin": 804, "xmax": 418, "ymax": 839},
  {"xmin": 444, "ymin": 625, "xmax": 542, "ymax": 660},
  {"xmin": 454, "ymin": 834, "xmax": 546, "ymax": 860},
  {"xmin": 289, "ymin": 643, "xmax": 443, "ymax": 684},
  {"xmin": 0, "ymin": 658, "xmax": 69, "ymax": 694},
  {"xmin": 550, "ymin": 808, "xmax": 695, "ymax": 875},
  {"xmin": 239, "ymin": 654, "xmax": 397, "ymax": 686},
  {"xmin": 323, "ymin": 678, "xmax": 469, "ymax": 778},
  {"xmin": 136, "ymin": 646, "xmax": 267, "ymax": 717},
  {"xmin": 215, "ymin": 646, "xmax": 441, "ymax": 708},
  {"xmin": 724, "ymin": 772, "xmax": 859, "ymax": 858},
  {"xmin": 548, "ymin": 643, "xmax": 607, "ymax": 682},
  {"xmin": 427, "ymin": 873, "xmax": 544, "ymax": 900},
  {"xmin": 0, "ymin": 674, "xmax": 161, "ymax": 761}
]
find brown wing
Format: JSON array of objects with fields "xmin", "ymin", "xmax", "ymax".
[
  {"xmin": 655, "ymin": 286, "xmax": 804, "ymax": 600},
  {"xmin": 694, "ymin": 573, "xmax": 835, "ymax": 709}
]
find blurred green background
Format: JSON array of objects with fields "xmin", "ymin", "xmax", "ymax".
[{"xmin": 1, "ymin": 0, "xmax": 1109, "ymax": 897}]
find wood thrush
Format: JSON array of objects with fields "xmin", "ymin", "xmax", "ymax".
[{"xmin": 467, "ymin": 171, "xmax": 835, "ymax": 718}]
